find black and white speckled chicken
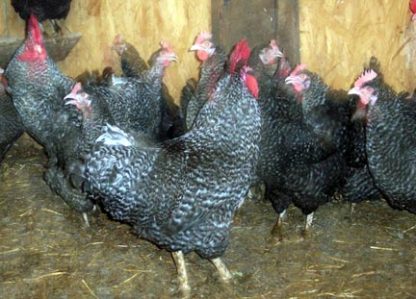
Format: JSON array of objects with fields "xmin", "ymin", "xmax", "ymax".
[
  {"xmin": 182, "ymin": 32, "xmax": 227, "ymax": 130},
  {"xmin": 268, "ymin": 65, "xmax": 352, "ymax": 232},
  {"xmin": 340, "ymin": 58, "xmax": 384, "ymax": 205},
  {"xmin": 5, "ymin": 15, "xmax": 93, "ymax": 216},
  {"xmin": 111, "ymin": 35, "xmax": 184, "ymax": 139},
  {"xmin": 0, "ymin": 68, "xmax": 24, "ymax": 163},
  {"xmin": 86, "ymin": 41, "xmax": 177, "ymax": 140},
  {"xmin": 348, "ymin": 68, "xmax": 416, "ymax": 214},
  {"xmin": 77, "ymin": 39, "xmax": 260, "ymax": 296},
  {"xmin": 111, "ymin": 34, "xmax": 149, "ymax": 78}
]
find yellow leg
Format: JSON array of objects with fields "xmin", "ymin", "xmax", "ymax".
[
  {"xmin": 172, "ymin": 251, "xmax": 191, "ymax": 298},
  {"xmin": 211, "ymin": 257, "xmax": 233, "ymax": 282}
]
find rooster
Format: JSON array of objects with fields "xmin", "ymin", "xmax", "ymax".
[
  {"xmin": 348, "ymin": 68, "xmax": 416, "ymax": 214},
  {"xmin": 69, "ymin": 39, "xmax": 260, "ymax": 296},
  {"xmin": 182, "ymin": 32, "xmax": 227, "ymax": 130},
  {"xmin": 0, "ymin": 68, "xmax": 24, "ymax": 162},
  {"xmin": 5, "ymin": 14, "xmax": 93, "ymax": 218}
]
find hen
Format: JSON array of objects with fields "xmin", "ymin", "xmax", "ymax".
[
  {"xmin": 0, "ymin": 68, "xmax": 24, "ymax": 162},
  {"xmin": 182, "ymin": 32, "xmax": 227, "ymax": 130},
  {"xmin": 348, "ymin": 68, "xmax": 416, "ymax": 214},
  {"xmin": 73, "ymin": 40, "xmax": 260, "ymax": 296},
  {"xmin": 88, "ymin": 41, "xmax": 177, "ymax": 140},
  {"xmin": 112, "ymin": 35, "xmax": 184, "ymax": 138},
  {"xmin": 112, "ymin": 34, "xmax": 148, "ymax": 78},
  {"xmin": 267, "ymin": 65, "xmax": 352, "ymax": 233},
  {"xmin": 340, "ymin": 58, "xmax": 384, "ymax": 205}
]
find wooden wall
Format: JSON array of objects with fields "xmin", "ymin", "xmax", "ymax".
[
  {"xmin": 1, "ymin": 0, "xmax": 414, "ymax": 97},
  {"xmin": 299, "ymin": 0, "xmax": 413, "ymax": 91},
  {"xmin": 1, "ymin": 0, "xmax": 211, "ymax": 102}
]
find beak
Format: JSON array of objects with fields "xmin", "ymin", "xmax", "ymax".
[
  {"xmin": 285, "ymin": 75, "xmax": 299, "ymax": 85},
  {"xmin": 167, "ymin": 53, "xmax": 178, "ymax": 62},
  {"xmin": 348, "ymin": 87, "xmax": 361, "ymax": 96},
  {"xmin": 65, "ymin": 99, "xmax": 77, "ymax": 106},
  {"xmin": 64, "ymin": 93, "xmax": 75, "ymax": 101},
  {"xmin": 274, "ymin": 49, "xmax": 284, "ymax": 58},
  {"xmin": 189, "ymin": 44, "xmax": 204, "ymax": 52}
]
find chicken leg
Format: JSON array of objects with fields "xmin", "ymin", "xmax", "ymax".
[
  {"xmin": 211, "ymin": 257, "xmax": 233, "ymax": 282},
  {"xmin": 172, "ymin": 251, "xmax": 191, "ymax": 298},
  {"xmin": 270, "ymin": 209, "xmax": 287, "ymax": 242}
]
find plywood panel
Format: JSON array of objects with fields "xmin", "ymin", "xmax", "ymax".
[
  {"xmin": 1, "ymin": 0, "xmax": 211, "ymax": 103},
  {"xmin": 299, "ymin": 0, "xmax": 412, "ymax": 91},
  {"xmin": 61, "ymin": 0, "xmax": 211, "ymax": 103}
]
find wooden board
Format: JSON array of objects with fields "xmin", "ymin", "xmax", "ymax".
[
  {"xmin": 212, "ymin": 0, "xmax": 300, "ymax": 64},
  {"xmin": 299, "ymin": 0, "xmax": 412, "ymax": 91},
  {"xmin": 0, "ymin": 33, "xmax": 81, "ymax": 68}
]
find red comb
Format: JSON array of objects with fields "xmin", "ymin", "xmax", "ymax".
[
  {"xmin": 289, "ymin": 64, "xmax": 307, "ymax": 76},
  {"xmin": 72, "ymin": 82, "xmax": 82, "ymax": 94},
  {"xmin": 160, "ymin": 41, "xmax": 173, "ymax": 52},
  {"xmin": 354, "ymin": 69, "xmax": 378, "ymax": 88},
  {"xmin": 269, "ymin": 39, "xmax": 278, "ymax": 49},
  {"xmin": 113, "ymin": 34, "xmax": 124, "ymax": 44},
  {"xmin": 229, "ymin": 39, "xmax": 251, "ymax": 74},
  {"xmin": 410, "ymin": 0, "xmax": 416, "ymax": 13},
  {"xmin": 28, "ymin": 14, "xmax": 43, "ymax": 45}
]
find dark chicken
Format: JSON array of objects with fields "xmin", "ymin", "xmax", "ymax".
[
  {"xmin": 72, "ymin": 39, "xmax": 260, "ymax": 296},
  {"xmin": 112, "ymin": 34, "xmax": 148, "ymax": 78},
  {"xmin": 11, "ymin": 0, "xmax": 72, "ymax": 33},
  {"xmin": 85, "ymin": 41, "xmax": 177, "ymax": 140},
  {"xmin": 348, "ymin": 69, "xmax": 416, "ymax": 214},
  {"xmin": 0, "ymin": 68, "xmax": 24, "ymax": 162},
  {"xmin": 266, "ymin": 64, "xmax": 352, "ymax": 232},
  {"xmin": 112, "ymin": 34, "xmax": 184, "ymax": 139},
  {"xmin": 182, "ymin": 32, "xmax": 227, "ymax": 130},
  {"xmin": 5, "ymin": 14, "xmax": 93, "ymax": 216},
  {"xmin": 340, "ymin": 58, "xmax": 384, "ymax": 204}
]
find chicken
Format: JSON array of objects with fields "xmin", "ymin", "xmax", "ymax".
[
  {"xmin": 5, "ymin": 14, "xmax": 93, "ymax": 216},
  {"xmin": 0, "ymin": 68, "xmax": 24, "ymax": 162},
  {"xmin": 348, "ymin": 68, "xmax": 416, "ymax": 214},
  {"xmin": 410, "ymin": 0, "xmax": 416, "ymax": 21},
  {"xmin": 248, "ymin": 39, "xmax": 285, "ymax": 95},
  {"xmin": 72, "ymin": 39, "xmax": 260, "ymax": 296},
  {"xmin": 111, "ymin": 34, "xmax": 184, "ymax": 139},
  {"xmin": 87, "ymin": 41, "xmax": 177, "ymax": 140},
  {"xmin": 340, "ymin": 58, "xmax": 384, "ymax": 205},
  {"xmin": 112, "ymin": 34, "xmax": 149, "ymax": 78},
  {"xmin": 182, "ymin": 32, "xmax": 227, "ymax": 130},
  {"xmin": 11, "ymin": 0, "xmax": 72, "ymax": 34},
  {"xmin": 263, "ymin": 65, "xmax": 352, "ymax": 233}
]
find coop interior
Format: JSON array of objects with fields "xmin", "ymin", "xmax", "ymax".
[{"xmin": 1, "ymin": 0, "xmax": 416, "ymax": 298}]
